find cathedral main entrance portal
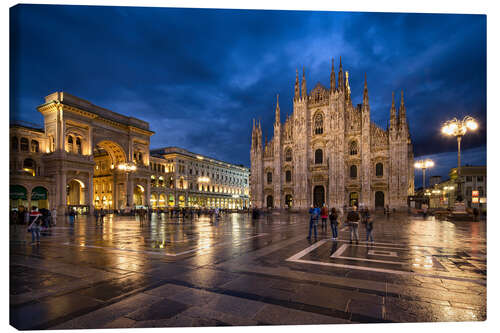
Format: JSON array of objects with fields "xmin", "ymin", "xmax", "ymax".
[{"xmin": 313, "ymin": 186, "xmax": 325, "ymax": 207}]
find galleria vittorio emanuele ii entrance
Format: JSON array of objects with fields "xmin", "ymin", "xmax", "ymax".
[{"xmin": 34, "ymin": 92, "xmax": 154, "ymax": 215}]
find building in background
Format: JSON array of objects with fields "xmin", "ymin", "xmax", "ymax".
[
  {"xmin": 250, "ymin": 59, "xmax": 414, "ymax": 210},
  {"xmin": 10, "ymin": 92, "xmax": 249, "ymax": 214},
  {"xmin": 429, "ymin": 176, "xmax": 442, "ymax": 187},
  {"xmin": 149, "ymin": 147, "xmax": 249, "ymax": 210}
]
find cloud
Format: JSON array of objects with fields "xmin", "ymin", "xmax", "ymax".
[{"xmin": 10, "ymin": 5, "xmax": 486, "ymax": 168}]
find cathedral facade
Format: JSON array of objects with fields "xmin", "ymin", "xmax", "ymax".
[{"xmin": 250, "ymin": 58, "xmax": 414, "ymax": 210}]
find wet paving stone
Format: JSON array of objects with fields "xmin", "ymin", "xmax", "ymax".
[{"xmin": 9, "ymin": 212, "xmax": 487, "ymax": 329}]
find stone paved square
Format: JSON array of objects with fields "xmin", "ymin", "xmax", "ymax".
[{"xmin": 9, "ymin": 211, "xmax": 486, "ymax": 329}]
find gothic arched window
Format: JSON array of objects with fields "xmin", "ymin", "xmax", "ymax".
[
  {"xmin": 349, "ymin": 141, "xmax": 358, "ymax": 155},
  {"xmin": 285, "ymin": 148, "xmax": 292, "ymax": 162},
  {"xmin": 376, "ymin": 163, "xmax": 383, "ymax": 177},
  {"xmin": 314, "ymin": 113, "xmax": 324, "ymax": 135},
  {"xmin": 350, "ymin": 165, "xmax": 357, "ymax": 178},
  {"xmin": 315, "ymin": 149, "xmax": 323, "ymax": 164},
  {"xmin": 67, "ymin": 136, "xmax": 73, "ymax": 152},
  {"xmin": 267, "ymin": 172, "xmax": 272, "ymax": 184},
  {"xmin": 285, "ymin": 170, "xmax": 292, "ymax": 183},
  {"xmin": 31, "ymin": 140, "xmax": 39, "ymax": 153}
]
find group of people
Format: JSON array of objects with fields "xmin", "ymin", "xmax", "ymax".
[
  {"xmin": 10, "ymin": 206, "xmax": 58, "ymax": 244},
  {"xmin": 308, "ymin": 204, "xmax": 374, "ymax": 243}
]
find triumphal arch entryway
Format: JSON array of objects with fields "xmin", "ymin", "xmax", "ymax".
[{"xmin": 37, "ymin": 92, "xmax": 154, "ymax": 215}]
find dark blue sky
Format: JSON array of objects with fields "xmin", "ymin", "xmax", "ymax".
[{"xmin": 10, "ymin": 5, "xmax": 486, "ymax": 187}]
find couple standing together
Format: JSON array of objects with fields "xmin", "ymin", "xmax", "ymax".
[{"xmin": 307, "ymin": 204, "xmax": 374, "ymax": 243}]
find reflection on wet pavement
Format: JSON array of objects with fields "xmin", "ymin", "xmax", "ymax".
[{"xmin": 10, "ymin": 212, "xmax": 486, "ymax": 329}]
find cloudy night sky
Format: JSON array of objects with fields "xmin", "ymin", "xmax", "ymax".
[{"xmin": 10, "ymin": 5, "xmax": 486, "ymax": 187}]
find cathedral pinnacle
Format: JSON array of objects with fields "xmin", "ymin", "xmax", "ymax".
[
  {"xmin": 275, "ymin": 94, "xmax": 280, "ymax": 124},
  {"xmin": 390, "ymin": 91, "xmax": 397, "ymax": 129},
  {"xmin": 363, "ymin": 73, "xmax": 369, "ymax": 106},
  {"xmin": 399, "ymin": 89, "xmax": 406, "ymax": 125},
  {"xmin": 294, "ymin": 69, "xmax": 299, "ymax": 100}
]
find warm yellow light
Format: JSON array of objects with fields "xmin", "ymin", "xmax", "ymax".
[{"xmin": 466, "ymin": 119, "xmax": 478, "ymax": 130}]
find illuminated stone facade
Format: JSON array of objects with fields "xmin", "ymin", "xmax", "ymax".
[
  {"xmin": 149, "ymin": 147, "xmax": 249, "ymax": 209},
  {"xmin": 10, "ymin": 92, "xmax": 249, "ymax": 213},
  {"xmin": 250, "ymin": 59, "xmax": 414, "ymax": 210}
]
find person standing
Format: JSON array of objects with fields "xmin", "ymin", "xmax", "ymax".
[
  {"xmin": 346, "ymin": 205, "xmax": 360, "ymax": 244},
  {"xmin": 28, "ymin": 207, "xmax": 42, "ymax": 244},
  {"xmin": 366, "ymin": 215, "xmax": 374, "ymax": 242},
  {"xmin": 320, "ymin": 204, "xmax": 328, "ymax": 233},
  {"xmin": 99, "ymin": 208, "xmax": 105, "ymax": 224},
  {"xmin": 307, "ymin": 205, "xmax": 318, "ymax": 241},
  {"xmin": 361, "ymin": 207, "xmax": 373, "ymax": 242},
  {"xmin": 329, "ymin": 207, "xmax": 339, "ymax": 240}
]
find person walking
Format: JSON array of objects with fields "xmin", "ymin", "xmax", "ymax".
[
  {"xmin": 329, "ymin": 207, "xmax": 339, "ymax": 240},
  {"xmin": 28, "ymin": 207, "xmax": 42, "ymax": 244},
  {"xmin": 346, "ymin": 205, "xmax": 360, "ymax": 244},
  {"xmin": 307, "ymin": 205, "xmax": 318, "ymax": 240},
  {"xmin": 320, "ymin": 204, "xmax": 328, "ymax": 233},
  {"xmin": 99, "ymin": 208, "xmax": 105, "ymax": 224},
  {"xmin": 361, "ymin": 207, "xmax": 373, "ymax": 242}
]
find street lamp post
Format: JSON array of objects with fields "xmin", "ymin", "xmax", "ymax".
[
  {"xmin": 118, "ymin": 162, "xmax": 137, "ymax": 210},
  {"xmin": 441, "ymin": 116, "xmax": 478, "ymax": 201},
  {"xmin": 414, "ymin": 159, "xmax": 434, "ymax": 189}
]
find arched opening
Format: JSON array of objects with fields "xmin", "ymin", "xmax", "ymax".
[
  {"xmin": 67, "ymin": 179, "xmax": 85, "ymax": 206},
  {"xmin": 315, "ymin": 149, "xmax": 323, "ymax": 164},
  {"xmin": 376, "ymin": 163, "xmax": 383, "ymax": 177},
  {"xmin": 349, "ymin": 141, "xmax": 358, "ymax": 155},
  {"xmin": 313, "ymin": 185, "xmax": 325, "ymax": 207},
  {"xmin": 31, "ymin": 186, "xmax": 49, "ymax": 209},
  {"xmin": 179, "ymin": 195, "xmax": 185, "ymax": 207},
  {"xmin": 76, "ymin": 137, "xmax": 82, "ymax": 154},
  {"xmin": 168, "ymin": 194, "xmax": 175, "ymax": 207},
  {"xmin": 266, "ymin": 195, "xmax": 274, "ymax": 208},
  {"xmin": 267, "ymin": 172, "xmax": 272, "ymax": 184},
  {"xmin": 349, "ymin": 192, "xmax": 359, "ymax": 207},
  {"xmin": 285, "ymin": 194, "xmax": 293, "ymax": 208},
  {"xmin": 350, "ymin": 165, "xmax": 357, "ymax": 179},
  {"xmin": 285, "ymin": 170, "xmax": 292, "ymax": 183},
  {"xmin": 159, "ymin": 193, "xmax": 167, "ymax": 208},
  {"xmin": 314, "ymin": 112, "xmax": 324, "ymax": 135},
  {"xmin": 285, "ymin": 148, "xmax": 292, "ymax": 162},
  {"xmin": 133, "ymin": 185, "xmax": 144, "ymax": 207},
  {"xmin": 93, "ymin": 140, "xmax": 127, "ymax": 210},
  {"xmin": 10, "ymin": 185, "xmax": 28, "ymax": 210},
  {"xmin": 23, "ymin": 158, "xmax": 36, "ymax": 176},
  {"xmin": 375, "ymin": 191, "xmax": 385, "ymax": 208}
]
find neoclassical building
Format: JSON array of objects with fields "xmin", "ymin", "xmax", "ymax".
[
  {"xmin": 10, "ymin": 92, "xmax": 249, "ymax": 214},
  {"xmin": 250, "ymin": 58, "xmax": 414, "ymax": 210}
]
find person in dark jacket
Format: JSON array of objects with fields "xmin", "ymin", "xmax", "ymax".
[
  {"xmin": 329, "ymin": 208, "xmax": 339, "ymax": 240},
  {"xmin": 346, "ymin": 205, "xmax": 360, "ymax": 244},
  {"xmin": 361, "ymin": 208, "xmax": 374, "ymax": 242},
  {"xmin": 307, "ymin": 205, "xmax": 318, "ymax": 240}
]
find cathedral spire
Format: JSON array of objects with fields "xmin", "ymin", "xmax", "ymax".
[
  {"xmin": 275, "ymin": 94, "xmax": 280, "ymax": 124},
  {"xmin": 301, "ymin": 67, "xmax": 307, "ymax": 99},
  {"xmin": 338, "ymin": 56, "xmax": 344, "ymax": 92},
  {"xmin": 399, "ymin": 89, "xmax": 407, "ymax": 126},
  {"xmin": 294, "ymin": 69, "xmax": 300, "ymax": 100},
  {"xmin": 363, "ymin": 73, "xmax": 369, "ymax": 106},
  {"xmin": 330, "ymin": 57, "xmax": 336, "ymax": 91},
  {"xmin": 390, "ymin": 91, "xmax": 397, "ymax": 129}
]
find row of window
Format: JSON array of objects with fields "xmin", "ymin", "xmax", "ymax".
[
  {"xmin": 266, "ymin": 163, "xmax": 384, "ymax": 184},
  {"xmin": 11, "ymin": 137, "xmax": 39, "ymax": 153},
  {"xmin": 465, "ymin": 176, "xmax": 485, "ymax": 182}
]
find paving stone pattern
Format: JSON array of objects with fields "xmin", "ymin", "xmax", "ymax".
[{"xmin": 10, "ymin": 212, "xmax": 486, "ymax": 329}]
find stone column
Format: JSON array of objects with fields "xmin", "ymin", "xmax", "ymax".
[
  {"xmin": 127, "ymin": 174, "xmax": 134, "ymax": 208},
  {"xmin": 56, "ymin": 171, "xmax": 67, "ymax": 216},
  {"xmin": 146, "ymin": 177, "xmax": 151, "ymax": 208},
  {"xmin": 88, "ymin": 171, "xmax": 94, "ymax": 214}
]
